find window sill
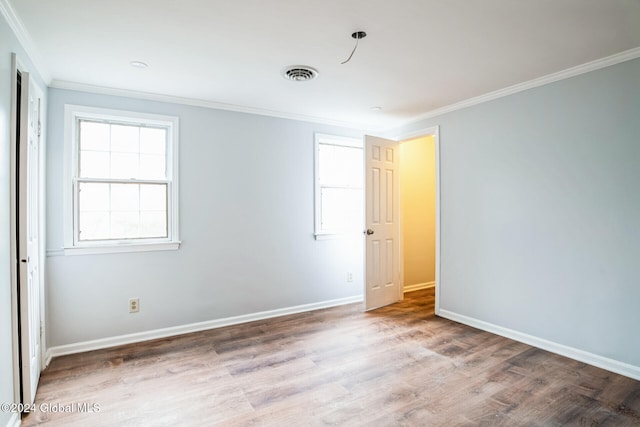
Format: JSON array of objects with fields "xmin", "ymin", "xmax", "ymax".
[{"xmin": 62, "ymin": 241, "xmax": 181, "ymax": 256}]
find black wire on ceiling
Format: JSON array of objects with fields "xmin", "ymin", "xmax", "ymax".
[{"xmin": 341, "ymin": 31, "xmax": 367, "ymax": 64}]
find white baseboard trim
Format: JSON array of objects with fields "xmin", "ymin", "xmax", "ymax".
[
  {"xmin": 439, "ymin": 309, "xmax": 640, "ymax": 381},
  {"xmin": 404, "ymin": 281, "xmax": 435, "ymax": 293},
  {"xmin": 44, "ymin": 348, "xmax": 53, "ymax": 368},
  {"xmin": 48, "ymin": 294, "xmax": 363, "ymax": 358},
  {"xmin": 5, "ymin": 413, "xmax": 20, "ymax": 427}
]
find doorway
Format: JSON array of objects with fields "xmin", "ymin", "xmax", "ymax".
[
  {"xmin": 400, "ymin": 135, "xmax": 437, "ymax": 294},
  {"xmin": 397, "ymin": 127, "xmax": 440, "ymax": 314},
  {"xmin": 363, "ymin": 127, "xmax": 440, "ymax": 313},
  {"xmin": 10, "ymin": 53, "xmax": 45, "ymax": 408}
]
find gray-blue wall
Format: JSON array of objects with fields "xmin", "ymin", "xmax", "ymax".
[
  {"xmin": 395, "ymin": 57, "xmax": 640, "ymax": 370},
  {"xmin": 46, "ymin": 88, "xmax": 365, "ymax": 347}
]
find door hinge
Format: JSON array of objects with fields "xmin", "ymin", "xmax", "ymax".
[{"xmin": 37, "ymin": 121, "xmax": 42, "ymax": 137}]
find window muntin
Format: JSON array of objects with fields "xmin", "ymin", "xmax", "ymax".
[
  {"xmin": 314, "ymin": 134, "xmax": 364, "ymax": 238},
  {"xmin": 64, "ymin": 105, "xmax": 179, "ymax": 254}
]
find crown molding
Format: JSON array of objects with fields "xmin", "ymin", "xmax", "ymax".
[
  {"xmin": 50, "ymin": 46, "xmax": 640, "ymax": 133},
  {"xmin": 397, "ymin": 46, "xmax": 640, "ymax": 129},
  {"xmin": 9, "ymin": 0, "xmax": 636, "ymax": 135},
  {"xmin": 0, "ymin": 0, "xmax": 51, "ymax": 83},
  {"xmin": 49, "ymin": 80, "xmax": 380, "ymax": 131}
]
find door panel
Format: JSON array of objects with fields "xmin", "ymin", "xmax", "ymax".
[{"xmin": 364, "ymin": 135, "xmax": 400, "ymax": 310}]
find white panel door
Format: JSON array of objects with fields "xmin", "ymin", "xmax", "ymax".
[
  {"xmin": 18, "ymin": 72, "xmax": 42, "ymax": 405},
  {"xmin": 364, "ymin": 135, "xmax": 400, "ymax": 310}
]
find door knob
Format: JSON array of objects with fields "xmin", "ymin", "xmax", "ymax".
[{"xmin": 366, "ymin": 229, "xmax": 374, "ymax": 235}]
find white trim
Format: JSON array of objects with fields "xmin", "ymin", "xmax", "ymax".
[
  {"xmin": 313, "ymin": 133, "xmax": 364, "ymax": 238},
  {"xmin": 38, "ymin": 88, "xmax": 47, "ymax": 372},
  {"xmin": 63, "ymin": 241, "xmax": 180, "ymax": 256},
  {"xmin": 47, "ymin": 295, "xmax": 363, "ymax": 358},
  {"xmin": 4, "ymin": 413, "xmax": 20, "ymax": 427},
  {"xmin": 433, "ymin": 128, "xmax": 441, "ymax": 316},
  {"xmin": 51, "ymin": 80, "xmax": 376, "ymax": 131},
  {"xmin": 45, "ymin": 249, "xmax": 64, "ymax": 257},
  {"xmin": 43, "ymin": 348, "xmax": 52, "ymax": 369},
  {"xmin": 0, "ymin": 0, "xmax": 51, "ymax": 83},
  {"xmin": 62, "ymin": 106, "xmax": 73, "ymax": 247},
  {"xmin": 398, "ymin": 47, "xmax": 640, "ymax": 129},
  {"xmin": 315, "ymin": 133, "xmax": 363, "ymax": 149},
  {"xmin": 403, "ymin": 281, "xmax": 435, "ymax": 293},
  {"xmin": 439, "ymin": 309, "xmax": 640, "ymax": 381},
  {"xmin": 63, "ymin": 104, "xmax": 180, "ymax": 254},
  {"xmin": 392, "ymin": 127, "xmax": 439, "ymax": 142},
  {"xmin": 48, "ymin": 48, "xmax": 640, "ymax": 133},
  {"xmin": 393, "ymin": 126, "xmax": 441, "ymax": 315},
  {"xmin": 31, "ymin": 77, "xmax": 48, "ymax": 379}
]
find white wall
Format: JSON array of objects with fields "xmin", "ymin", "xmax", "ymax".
[
  {"xmin": 46, "ymin": 89, "xmax": 364, "ymax": 347},
  {"xmin": 0, "ymin": 9, "xmax": 47, "ymax": 427},
  {"xmin": 394, "ymin": 57, "xmax": 640, "ymax": 372}
]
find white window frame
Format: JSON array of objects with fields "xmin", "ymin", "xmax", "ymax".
[
  {"xmin": 314, "ymin": 133, "xmax": 364, "ymax": 240},
  {"xmin": 63, "ymin": 104, "xmax": 180, "ymax": 255}
]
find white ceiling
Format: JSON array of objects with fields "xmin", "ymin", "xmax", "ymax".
[{"xmin": 8, "ymin": 0, "xmax": 640, "ymax": 129}]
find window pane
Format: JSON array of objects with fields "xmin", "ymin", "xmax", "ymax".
[
  {"xmin": 321, "ymin": 188, "xmax": 363, "ymax": 232},
  {"xmin": 139, "ymin": 212, "xmax": 167, "ymax": 238},
  {"xmin": 79, "ymin": 183, "xmax": 109, "ymax": 212},
  {"xmin": 79, "ymin": 151, "xmax": 110, "ymax": 178},
  {"xmin": 80, "ymin": 121, "xmax": 109, "ymax": 151},
  {"xmin": 139, "ymin": 154, "xmax": 166, "ymax": 179},
  {"xmin": 111, "ymin": 184, "xmax": 139, "ymax": 211},
  {"xmin": 318, "ymin": 144, "xmax": 333, "ymax": 186},
  {"xmin": 140, "ymin": 128, "xmax": 166, "ymax": 155},
  {"xmin": 111, "ymin": 212, "xmax": 140, "ymax": 239},
  {"xmin": 79, "ymin": 212, "xmax": 110, "ymax": 241},
  {"xmin": 140, "ymin": 184, "xmax": 166, "ymax": 211},
  {"xmin": 77, "ymin": 182, "xmax": 168, "ymax": 241},
  {"xmin": 110, "ymin": 152, "xmax": 139, "ymax": 179},
  {"xmin": 318, "ymin": 144, "xmax": 362, "ymax": 188},
  {"xmin": 110, "ymin": 124, "xmax": 139, "ymax": 153},
  {"xmin": 337, "ymin": 146, "xmax": 363, "ymax": 187}
]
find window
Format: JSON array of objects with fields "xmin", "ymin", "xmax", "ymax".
[
  {"xmin": 64, "ymin": 105, "xmax": 179, "ymax": 254},
  {"xmin": 314, "ymin": 133, "xmax": 363, "ymax": 238}
]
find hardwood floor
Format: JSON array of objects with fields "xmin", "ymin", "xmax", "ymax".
[{"xmin": 22, "ymin": 289, "xmax": 640, "ymax": 426}]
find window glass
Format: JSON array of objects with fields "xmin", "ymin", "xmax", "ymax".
[
  {"xmin": 315, "ymin": 134, "xmax": 363, "ymax": 237},
  {"xmin": 77, "ymin": 182, "xmax": 168, "ymax": 241},
  {"xmin": 66, "ymin": 105, "xmax": 179, "ymax": 253}
]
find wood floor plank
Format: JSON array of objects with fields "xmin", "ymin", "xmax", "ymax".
[{"xmin": 21, "ymin": 288, "xmax": 640, "ymax": 426}]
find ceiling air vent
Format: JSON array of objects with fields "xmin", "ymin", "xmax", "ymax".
[{"xmin": 282, "ymin": 66, "xmax": 318, "ymax": 82}]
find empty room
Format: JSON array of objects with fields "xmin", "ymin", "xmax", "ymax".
[{"xmin": 1, "ymin": 1, "xmax": 639, "ymax": 426}]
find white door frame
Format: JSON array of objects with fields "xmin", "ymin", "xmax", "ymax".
[
  {"xmin": 9, "ymin": 52, "xmax": 47, "ymax": 406},
  {"xmin": 392, "ymin": 126, "xmax": 441, "ymax": 315}
]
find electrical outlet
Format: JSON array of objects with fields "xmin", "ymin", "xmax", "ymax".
[
  {"xmin": 129, "ymin": 298, "xmax": 139, "ymax": 313},
  {"xmin": 347, "ymin": 272, "xmax": 353, "ymax": 282}
]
